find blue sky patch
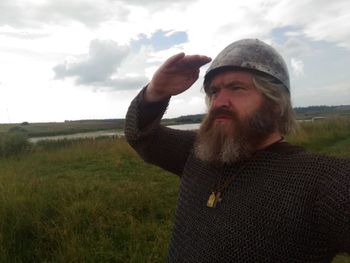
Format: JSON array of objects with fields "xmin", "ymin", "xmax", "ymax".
[
  {"xmin": 131, "ymin": 30, "xmax": 188, "ymax": 51},
  {"xmin": 270, "ymin": 26, "xmax": 300, "ymax": 44}
]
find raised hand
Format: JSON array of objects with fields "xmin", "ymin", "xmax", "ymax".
[{"xmin": 145, "ymin": 53, "xmax": 212, "ymax": 102}]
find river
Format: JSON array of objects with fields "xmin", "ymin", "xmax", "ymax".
[
  {"xmin": 28, "ymin": 123, "xmax": 201, "ymax": 143},
  {"xmin": 166, "ymin": 123, "xmax": 200, "ymax": 130},
  {"xmin": 28, "ymin": 130, "xmax": 124, "ymax": 143}
]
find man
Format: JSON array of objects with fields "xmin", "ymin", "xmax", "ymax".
[{"xmin": 125, "ymin": 39, "xmax": 349, "ymax": 262}]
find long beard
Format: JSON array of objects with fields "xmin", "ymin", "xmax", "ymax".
[{"xmin": 194, "ymin": 100, "xmax": 277, "ymax": 164}]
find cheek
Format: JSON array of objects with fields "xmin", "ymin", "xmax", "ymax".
[
  {"xmin": 205, "ymin": 96, "xmax": 212, "ymax": 109},
  {"xmin": 236, "ymin": 97, "xmax": 263, "ymax": 118}
]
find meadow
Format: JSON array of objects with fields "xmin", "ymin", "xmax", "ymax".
[
  {"xmin": 0, "ymin": 118, "xmax": 349, "ymax": 262},
  {"xmin": 0, "ymin": 119, "xmax": 124, "ymax": 138}
]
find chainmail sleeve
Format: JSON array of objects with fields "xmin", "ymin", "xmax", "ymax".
[{"xmin": 124, "ymin": 87, "xmax": 197, "ymax": 176}]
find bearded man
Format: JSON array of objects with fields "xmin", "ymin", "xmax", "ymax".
[{"xmin": 124, "ymin": 39, "xmax": 349, "ymax": 262}]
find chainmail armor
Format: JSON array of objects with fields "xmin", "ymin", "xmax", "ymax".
[{"xmin": 124, "ymin": 89, "xmax": 350, "ymax": 263}]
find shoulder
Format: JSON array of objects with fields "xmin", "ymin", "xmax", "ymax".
[
  {"xmin": 294, "ymin": 151, "xmax": 350, "ymax": 205},
  {"xmin": 260, "ymin": 142, "xmax": 349, "ymax": 185},
  {"xmin": 265, "ymin": 141, "xmax": 350, "ymax": 167},
  {"xmin": 298, "ymin": 150, "xmax": 350, "ymax": 175}
]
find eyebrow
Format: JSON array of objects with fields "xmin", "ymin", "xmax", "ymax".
[
  {"xmin": 224, "ymin": 80, "xmax": 248, "ymax": 88},
  {"xmin": 208, "ymin": 80, "xmax": 249, "ymax": 90}
]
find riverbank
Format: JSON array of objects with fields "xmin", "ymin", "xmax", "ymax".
[
  {"xmin": 27, "ymin": 124, "xmax": 200, "ymax": 143},
  {"xmin": 0, "ymin": 119, "xmax": 125, "ymax": 138},
  {"xmin": 28, "ymin": 129, "xmax": 124, "ymax": 143}
]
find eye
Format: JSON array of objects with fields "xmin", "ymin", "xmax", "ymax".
[
  {"xmin": 227, "ymin": 85, "xmax": 245, "ymax": 91},
  {"xmin": 206, "ymin": 86, "xmax": 218, "ymax": 97}
]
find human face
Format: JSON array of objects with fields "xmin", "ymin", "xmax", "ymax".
[
  {"xmin": 195, "ymin": 71, "xmax": 278, "ymax": 163},
  {"xmin": 206, "ymin": 71, "xmax": 264, "ymax": 124}
]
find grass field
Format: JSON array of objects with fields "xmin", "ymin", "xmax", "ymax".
[
  {"xmin": 0, "ymin": 118, "xmax": 349, "ymax": 262},
  {"xmin": 0, "ymin": 119, "xmax": 124, "ymax": 138}
]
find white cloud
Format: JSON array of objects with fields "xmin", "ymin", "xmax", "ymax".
[
  {"xmin": 279, "ymin": 37, "xmax": 313, "ymax": 58},
  {"xmin": 293, "ymin": 81, "xmax": 350, "ymax": 107},
  {"xmin": 53, "ymin": 39, "xmax": 130, "ymax": 86},
  {"xmin": 0, "ymin": 0, "xmax": 129, "ymax": 29},
  {"xmin": 290, "ymin": 58, "xmax": 304, "ymax": 77},
  {"xmin": 0, "ymin": 0, "xmax": 349, "ymax": 122},
  {"xmin": 266, "ymin": 0, "xmax": 350, "ymax": 48}
]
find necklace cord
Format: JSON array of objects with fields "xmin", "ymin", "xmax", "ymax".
[{"xmin": 209, "ymin": 137, "xmax": 284, "ymax": 202}]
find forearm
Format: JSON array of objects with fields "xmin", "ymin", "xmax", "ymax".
[
  {"xmin": 124, "ymin": 86, "xmax": 169, "ymax": 137},
  {"xmin": 124, "ymin": 87, "xmax": 195, "ymax": 176}
]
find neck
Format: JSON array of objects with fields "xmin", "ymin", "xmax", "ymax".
[{"xmin": 256, "ymin": 132, "xmax": 283, "ymax": 150}]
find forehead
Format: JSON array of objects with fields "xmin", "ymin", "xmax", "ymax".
[{"xmin": 209, "ymin": 70, "xmax": 254, "ymax": 87}]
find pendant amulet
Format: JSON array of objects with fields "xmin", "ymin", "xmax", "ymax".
[{"xmin": 207, "ymin": 192, "xmax": 216, "ymax": 207}]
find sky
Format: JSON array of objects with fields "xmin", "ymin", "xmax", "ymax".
[{"xmin": 0, "ymin": 0, "xmax": 349, "ymax": 123}]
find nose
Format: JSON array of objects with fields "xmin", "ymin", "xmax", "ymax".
[{"xmin": 211, "ymin": 89, "xmax": 231, "ymax": 109}]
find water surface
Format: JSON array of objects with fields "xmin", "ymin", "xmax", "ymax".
[{"xmin": 29, "ymin": 123, "xmax": 200, "ymax": 143}]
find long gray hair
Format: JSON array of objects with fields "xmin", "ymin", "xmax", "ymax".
[{"xmin": 251, "ymin": 73, "xmax": 298, "ymax": 135}]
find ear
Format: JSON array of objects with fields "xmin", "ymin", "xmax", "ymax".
[{"xmin": 274, "ymin": 104, "xmax": 283, "ymax": 117}]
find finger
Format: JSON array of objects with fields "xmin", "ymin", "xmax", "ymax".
[
  {"xmin": 177, "ymin": 55, "xmax": 212, "ymax": 69},
  {"xmin": 186, "ymin": 55, "xmax": 212, "ymax": 64},
  {"xmin": 162, "ymin": 52, "xmax": 186, "ymax": 68}
]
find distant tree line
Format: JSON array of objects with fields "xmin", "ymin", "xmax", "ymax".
[
  {"xmin": 294, "ymin": 105, "xmax": 337, "ymax": 114},
  {"xmin": 4, "ymin": 105, "xmax": 349, "ymax": 135},
  {"xmin": 163, "ymin": 105, "xmax": 350, "ymax": 124}
]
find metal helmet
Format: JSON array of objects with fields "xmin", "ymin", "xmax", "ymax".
[{"xmin": 204, "ymin": 39, "xmax": 290, "ymax": 91}]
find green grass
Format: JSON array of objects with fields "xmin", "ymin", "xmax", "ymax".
[
  {"xmin": 0, "ymin": 133, "xmax": 31, "ymax": 158},
  {"xmin": 0, "ymin": 118, "xmax": 349, "ymax": 262},
  {"xmin": 287, "ymin": 117, "xmax": 350, "ymax": 156},
  {"xmin": 0, "ymin": 119, "xmax": 124, "ymax": 138},
  {"xmin": 0, "ymin": 138, "xmax": 179, "ymax": 262}
]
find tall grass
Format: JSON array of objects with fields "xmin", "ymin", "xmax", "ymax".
[
  {"xmin": 0, "ymin": 118, "xmax": 349, "ymax": 262},
  {"xmin": 0, "ymin": 138, "xmax": 178, "ymax": 262},
  {"xmin": 0, "ymin": 133, "xmax": 31, "ymax": 158},
  {"xmin": 287, "ymin": 117, "xmax": 350, "ymax": 156}
]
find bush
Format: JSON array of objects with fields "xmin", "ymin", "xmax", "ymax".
[
  {"xmin": 0, "ymin": 133, "xmax": 31, "ymax": 158},
  {"xmin": 8, "ymin": 126, "xmax": 28, "ymax": 133}
]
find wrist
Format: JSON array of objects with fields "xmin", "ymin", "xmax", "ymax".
[{"xmin": 144, "ymin": 83, "xmax": 169, "ymax": 102}]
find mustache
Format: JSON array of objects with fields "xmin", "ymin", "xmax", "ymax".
[
  {"xmin": 208, "ymin": 107, "xmax": 237, "ymax": 121},
  {"xmin": 200, "ymin": 107, "xmax": 240, "ymax": 133}
]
